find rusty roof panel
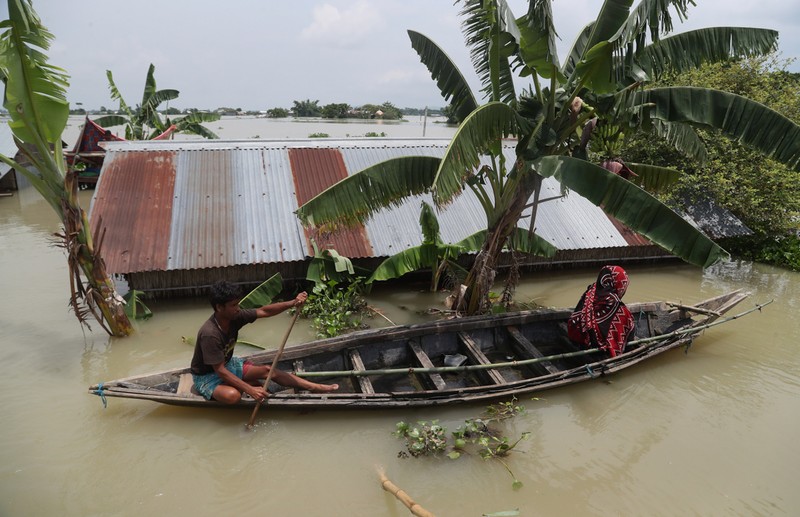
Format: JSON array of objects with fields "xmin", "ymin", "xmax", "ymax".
[
  {"xmin": 289, "ymin": 148, "xmax": 372, "ymax": 258},
  {"xmin": 91, "ymin": 139, "xmax": 671, "ymax": 276},
  {"xmin": 89, "ymin": 151, "xmax": 176, "ymax": 273}
]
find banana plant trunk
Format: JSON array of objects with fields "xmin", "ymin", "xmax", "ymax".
[
  {"xmin": 63, "ymin": 172, "xmax": 133, "ymax": 337},
  {"xmin": 462, "ymin": 183, "xmax": 538, "ymax": 315}
]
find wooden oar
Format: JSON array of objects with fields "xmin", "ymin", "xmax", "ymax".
[{"xmin": 246, "ymin": 310, "xmax": 300, "ymax": 429}]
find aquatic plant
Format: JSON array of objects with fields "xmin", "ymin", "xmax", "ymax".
[{"xmin": 394, "ymin": 399, "xmax": 529, "ymax": 489}]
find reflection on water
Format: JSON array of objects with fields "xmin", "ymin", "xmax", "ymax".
[{"xmin": 1, "ymin": 130, "xmax": 799, "ymax": 514}]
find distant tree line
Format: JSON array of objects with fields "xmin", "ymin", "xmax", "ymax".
[{"xmin": 63, "ymin": 102, "xmax": 452, "ymax": 121}]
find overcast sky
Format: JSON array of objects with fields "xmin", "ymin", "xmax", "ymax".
[{"xmin": 8, "ymin": 1, "xmax": 800, "ymax": 111}]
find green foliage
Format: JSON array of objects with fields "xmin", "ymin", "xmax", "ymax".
[
  {"xmin": 393, "ymin": 399, "xmax": 528, "ymax": 489},
  {"xmin": 622, "ymin": 55, "xmax": 800, "ymax": 248},
  {"xmin": 299, "ymin": 279, "xmax": 368, "ymax": 338},
  {"xmin": 357, "ymin": 101, "xmax": 404, "ymax": 120},
  {"xmin": 363, "ymin": 131, "xmax": 386, "ymax": 137},
  {"xmin": 308, "ymin": 132, "xmax": 329, "ymax": 138},
  {"xmin": 727, "ymin": 235, "xmax": 800, "ymax": 271},
  {"xmin": 122, "ymin": 290, "xmax": 152, "ymax": 320},
  {"xmin": 266, "ymin": 107, "xmax": 289, "ymax": 118},
  {"xmin": 368, "ymin": 201, "xmax": 469, "ymax": 290},
  {"xmin": 321, "ymin": 103, "xmax": 351, "ymax": 119},
  {"xmin": 292, "ymin": 99, "xmax": 321, "ymax": 117},
  {"xmin": 297, "ymin": 0, "xmax": 793, "ymax": 314},
  {"xmin": 94, "ymin": 63, "xmax": 220, "ymax": 139},
  {"xmin": 239, "ymin": 274, "xmax": 283, "ymax": 309}
]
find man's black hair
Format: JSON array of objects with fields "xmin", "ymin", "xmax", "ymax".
[{"xmin": 209, "ymin": 280, "xmax": 243, "ymax": 308}]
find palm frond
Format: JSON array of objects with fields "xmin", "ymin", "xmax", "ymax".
[
  {"xmin": 296, "ymin": 156, "xmax": 442, "ymax": 230},
  {"xmin": 176, "ymin": 122, "xmax": 219, "ymax": 139},
  {"xmin": 562, "ymin": 22, "xmax": 594, "ymax": 77},
  {"xmin": 1, "ymin": 1, "xmax": 69, "ymax": 147},
  {"xmin": 515, "ymin": 0, "xmax": 563, "ymax": 80},
  {"xmin": 582, "ymin": 0, "xmax": 633, "ymax": 59},
  {"xmin": 177, "ymin": 111, "xmax": 222, "ymax": 124},
  {"xmin": 419, "ymin": 201, "xmax": 441, "ymax": 244},
  {"xmin": 456, "ymin": 228, "xmax": 557, "ymax": 257},
  {"xmin": 368, "ymin": 243, "xmax": 463, "ymax": 284},
  {"xmin": 92, "ymin": 115, "xmax": 128, "ymax": 129},
  {"xmin": 239, "ymin": 274, "xmax": 283, "ymax": 309},
  {"xmin": 612, "ymin": 0, "xmax": 694, "ymax": 47},
  {"xmin": 105, "ymin": 69, "xmax": 131, "ymax": 116},
  {"xmin": 639, "ymin": 87, "xmax": 800, "ymax": 170},
  {"xmin": 636, "ymin": 27, "xmax": 778, "ymax": 80},
  {"xmin": 141, "ymin": 63, "xmax": 157, "ymax": 106},
  {"xmin": 626, "ymin": 162, "xmax": 681, "ymax": 192},
  {"xmin": 142, "ymin": 89, "xmax": 179, "ymax": 112},
  {"xmin": 408, "ymin": 30, "xmax": 478, "ymax": 123},
  {"xmin": 432, "ymin": 102, "xmax": 519, "ymax": 207},
  {"xmin": 459, "ymin": 0, "xmax": 517, "ymax": 104},
  {"xmin": 650, "ymin": 119, "xmax": 708, "ymax": 164},
  {"xmin": 535, "ymin": 155, "xmax": 728, "ymax": 268},
  {"xmin": 573, "ymin": 40, "xmax": 616, "ymax": 93}
]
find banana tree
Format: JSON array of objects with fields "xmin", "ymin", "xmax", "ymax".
[
  {"xmin": 94, "ymin": 64, "xmax": 220, "ymax": 139},
  {"xmin": 368, "ymin": 201, "xmax": 469, "ymax": 291},
  {"xmin": 297, "ymin": 0, "xmax": 800, "ymax": 315},
  {"xmin": 0, "ymin": 0, "xmax": 132, "ymax": 336}
]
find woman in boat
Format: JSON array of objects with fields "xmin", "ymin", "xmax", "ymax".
[
  {"xmin": 190, "ymin": 280, "xmax": 338, "ymax": 404},
  {"xmin": 567, "ymin": 265, "xmax": 635, "ymax": 357}
]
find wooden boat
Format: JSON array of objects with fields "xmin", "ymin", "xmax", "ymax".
[{"xmin": 89, "ymin": 290, "xmax": 753, "ymax": 409}]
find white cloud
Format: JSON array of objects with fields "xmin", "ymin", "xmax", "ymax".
[{"xmin": 301, "ymin": 2, "xmax": 384, "ymax": 48}]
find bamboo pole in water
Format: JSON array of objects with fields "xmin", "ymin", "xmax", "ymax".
[{"xmin": 378, "ymin": 469, "xmax": 435, "ymax": 517}]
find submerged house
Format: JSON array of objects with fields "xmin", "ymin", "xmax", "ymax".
[
  {"xmin": 66, "ymin": 117, "xmax": 177, "ymax": 188},
  {"xmin": 88, "ymin": 138, "xmax": 738, "ymax": 298}
]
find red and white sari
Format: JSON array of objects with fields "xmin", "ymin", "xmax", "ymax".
[{"xmin": 567, "ymin": 265, "xmax": 635, "ymax": 357}]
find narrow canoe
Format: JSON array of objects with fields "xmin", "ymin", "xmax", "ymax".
[{"xmin": 89, "ymin": 290, "xmax": 750, "ymax": 409}]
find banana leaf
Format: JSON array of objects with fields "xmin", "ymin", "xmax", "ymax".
[
  {"xmin": 239, "ymin": 273, "xmax": 283, "ymax": 309},
  {"xmin": 122, "ymin": 290, "xmax": 153, "ymax": 320},
  {"xmin": 535, "ymin": 155, "xmax": 728, "ymax": 268}
]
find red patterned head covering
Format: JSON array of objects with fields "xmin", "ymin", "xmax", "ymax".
[{"xmin": 567, "ymin": 265, "xmax": 635, "ymax": 357}]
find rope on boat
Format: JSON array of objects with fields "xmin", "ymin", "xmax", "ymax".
[
  {"xmin": 95, "ymin": 382, "xmax": 108, "ymax": 408},
  {"xmin": 293, "ymin": 301, "xmax": 772, "ymax": 379}
]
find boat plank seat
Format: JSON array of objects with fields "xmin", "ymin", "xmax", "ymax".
[
  {"xmin": 506, "ymin": 326, "xmax": 560, "ymax": 375},
  {"xmin": 458, "ymin": 332, "xmax": 506, "ymax": 385},
  {"xmin": 348, "ymin": 349, "xmax": 375, "ymax": 394},
  {"xmin": 409, "ymin": 342, "xmax": 447, "ymax": 390},
  {"xmin": 176, "ymin": 373, "xmax": 196, "ymax": 397}
]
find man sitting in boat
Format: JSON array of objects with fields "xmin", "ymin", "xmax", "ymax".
[
  {"xmin": 567, "ymin": 265, "xmax": 635, "ymax": 357},
  {"xmin": 190, "ymin": 280, "xmax": 338, "ymax": 404}
]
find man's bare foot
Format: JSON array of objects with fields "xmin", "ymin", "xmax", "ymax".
[{"xmin": 308, "ymin": 383, "xmax": 339, "ymax": 393}]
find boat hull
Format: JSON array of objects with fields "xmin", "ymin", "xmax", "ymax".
[{"xmin": 89, "ymin": 291, "xmax": 748, "ymax": 410}]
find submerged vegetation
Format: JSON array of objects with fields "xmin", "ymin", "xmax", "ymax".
[{"xmin": 394, "ymin": 399, "xmax": 529, "ymax": 489}]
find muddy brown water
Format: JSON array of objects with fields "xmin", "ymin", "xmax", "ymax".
[{"xmin": 1, "ymin": 119, "xmax": 798, "ymax": 515}]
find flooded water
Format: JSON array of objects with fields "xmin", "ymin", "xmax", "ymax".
[
  {"xmin": 62, "ymin": 114, "xmax": 458, "ymax": 143},
  {"xmin": 1, "ymin": 120, "xmax": 799, "ymax": 516}
]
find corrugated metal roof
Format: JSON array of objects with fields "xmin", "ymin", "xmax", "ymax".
[
  {"xmin": 90, "ymin": 138, "xmax": 642, "ymax": 275},
  {"xmin": 0, "ymin": 120, "xmax": 19, "ymax": 178}
]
